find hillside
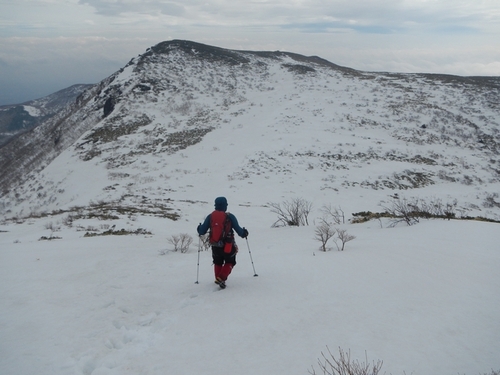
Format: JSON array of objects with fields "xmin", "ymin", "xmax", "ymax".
[
  {"xmin": 0, "ymin": 39, "xmax": 499, "ymax": 222},
  {"xmin": 0, "ymin": 39, "xmax": 499, "ymax": 375},
  {"xmin": 0, "ymin": 84, "xmax": 93, "ymax": 147}
]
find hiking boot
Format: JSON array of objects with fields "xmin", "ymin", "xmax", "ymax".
[{"xmin": 215, "ymin": 277, "xmax": 226, "ymax": 289}]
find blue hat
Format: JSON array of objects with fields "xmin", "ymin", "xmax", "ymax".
[{"xmin": 214, "ymin": 196, "xmax": 228, "ymax": 211}]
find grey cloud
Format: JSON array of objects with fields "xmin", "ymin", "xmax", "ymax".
[
  {"xmin": 1, "ymin": 0, "xmax": 499, "ymax": 107},
  {"xmin": 77, "ymin": 0, "xmax": 498, "ymax": 36},
  {"xmin": 281, "ymin": 20, "xmax": 403, "ymax": 35},
  {"xmin": 276, "ymin": 1, "xmax": 497, "ymax": 35},
  {"xmin": 79, "ymin": 0, "xmax": 185, "ymax": 17}
]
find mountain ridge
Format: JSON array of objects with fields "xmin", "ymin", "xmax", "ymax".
[
  {"xmin": 0, "ymin": 84, "xmax": 93, "ymax": 147},
  {"xmin": 1, "ymin": 39, "xmax": 499, "ymax": 222}
]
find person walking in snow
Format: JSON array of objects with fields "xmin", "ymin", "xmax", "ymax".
[{"xmin": 197, "ymin": 197, "xmax": 248, "ymax": 289}]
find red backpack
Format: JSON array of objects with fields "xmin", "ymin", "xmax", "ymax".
[{"xmin": 209, "ymin": 210, "xmax": 233, "ymax": 247}]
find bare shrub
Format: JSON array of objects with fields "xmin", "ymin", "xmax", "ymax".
[
  {"xmin": 62, "ymin": 214, "xmax": 75, "ymax": 227},
  {"xmin": 334, "ymin": 229, "xmax": 356, "ymax": 251},
  {"xmin": 382, "ymin": 196, "xmax": 458, "ymax": 226},
  {"xmin": 484, "ymin": 193, "xmax": 500, "ymax": 209},
  {"xmin": 310, "ymin": 347, "xmax": 383, "ymax": 375},
  {"xmin": 320, "ymin": 204, "xmax": 345, "ymax": 224},
  {"xmin": 44, "ymin": 221, "xmax": 61, "ymax": 232},
  {"xmin": 421, "ymin": 197, "xmax": 457, "ymax": 219},
  {"xmin": 382, "ymin": 196, "xmax": 422, "ymax": 226},
  {"xmin": 168, "ymin": 233, "xmax": 193, "ymax": 253},
  {"xmin": 199, "ymin": 233, "xmax": 211, "ymax": 251},
  {"xmin": 39, "ymin": 235, "xmax": 62, "ymax": 241},
  {"xmin": 314, "ymin": 219, "xmax": 336, "ymax": 252},
  {"xmin": 84, "ymin": 228, "xmax": 151, "ymax": 237},
  {"xmin": 269, "ymin": 198, "xmax": 312, "ymax": 227},
  {"xmin": 462, "ymin": 175, "xmax": 474, "ymax": 185}
]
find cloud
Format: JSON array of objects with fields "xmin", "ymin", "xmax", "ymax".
[
  {"xmin": 1, "ymin": 0, "xmax": 499, "ymax": 105},
  {"xmin": 79, "ymin": 0, "xmax": 185, "ymax": 17},
  {"xmin": 6, "ymin": 1, "xmax": 499, "ymax": 37},
  {"xmin": 75, "ymin": 0, "xmax": 500, "ymax": 34}
]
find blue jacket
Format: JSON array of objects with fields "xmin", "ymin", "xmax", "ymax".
[{"xmin": 197, "ymin": 210, "xmax": 246, "ymax": 238}]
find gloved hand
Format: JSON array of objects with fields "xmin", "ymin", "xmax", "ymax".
[{"xmin": 242, "ymin": 228, "xmax": 249, "ymax": 238}]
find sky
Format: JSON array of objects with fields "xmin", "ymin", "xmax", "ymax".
[{"xmin": 0, "ymin": 0, "xmax": 499, "ymax": 106}]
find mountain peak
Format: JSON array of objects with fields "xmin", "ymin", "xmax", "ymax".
[
  {"xmin": 144, "ymin": 39, "xmax": 250, "ymax": 66},
  {"xmin": 1, "ymin": 40, "xmax": 499, "ymax": 222}
]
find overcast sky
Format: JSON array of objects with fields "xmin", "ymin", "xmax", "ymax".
[{"xmin": 1, "ymin": 0, "xmax": 499, "ymax": 106}]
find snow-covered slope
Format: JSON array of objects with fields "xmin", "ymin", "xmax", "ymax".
[
  {"xmin": 0, "ymin": 40, "xmax": 499, "ymax": 375},
  {"xmin": 1, "ymin": 40, "xmax": 499, "ymax": 221},
  {"xmin": 0, "ymin": 84, "xmax": 93, "ymax": 147},
  {"xmin": 1, "ymin": 205, "xmax": 499, "ymax": 375}
]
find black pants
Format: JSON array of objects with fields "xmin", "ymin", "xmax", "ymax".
[{"xmin": 212, "ymin": 243, "xmax": 237, "ymax": 266}]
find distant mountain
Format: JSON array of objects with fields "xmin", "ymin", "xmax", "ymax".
[
  {"xmin": 1, "ymin": 39, "xmax": 499, "ymax": 221},
  {"xmin": 0, "ymin": 84, "xmax": 94, "ymax": 147}
]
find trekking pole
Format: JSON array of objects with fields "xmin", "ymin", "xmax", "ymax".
[
  {"xmin": 245, "ymin": 237, "xmax": 258, "ymax": 277},
  {"xmin": 195, "ymin": 236, "xmax": 201, "ymax": 284}
]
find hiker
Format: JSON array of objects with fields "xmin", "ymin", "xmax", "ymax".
[{"xmin": 197, "ymin": 197, "xmax": 249, "ymax": 289}]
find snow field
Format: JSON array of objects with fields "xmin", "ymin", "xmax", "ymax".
[
  {"xmin": 1, "ymin": 211, "xmax": 499, "ymax": 375},
  {"xmin": 1, "ymin": 42, "xmax": 499, "ymax": 375}
]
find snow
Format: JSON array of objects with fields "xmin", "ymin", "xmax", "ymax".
[
  {"xmin": 1, "ymin": 44, "xmax": 500, "ymax": 374},
  {"xmin": 22, "ymin": 105, "xmax": 41, "ymax": 117},
  {"xmin": 1, "ymin": 212, "xmax": 499, "ymax": 375}
]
